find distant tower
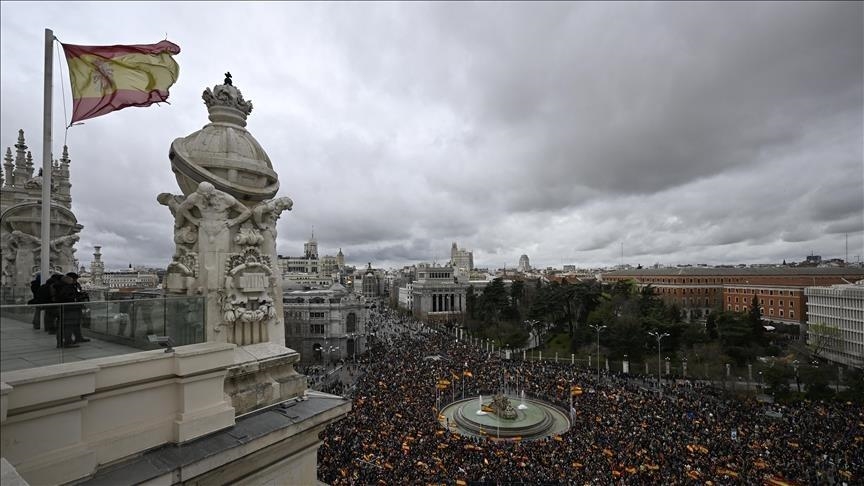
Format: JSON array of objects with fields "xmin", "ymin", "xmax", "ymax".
[
  {"xmin": 518, "ymin": 254, "xmax": 531, "ymax": 273},
  {"xmin": 304, "ymin": 231, "xmax": 318, "ymax": 259},
  {"xmin": 336, "ymin": 248, "xmax": 344, "ymax": 268},
  {"xmin": 90, "ymin": 246, "xmax": 105, "ymax": 287},
  {"xmin": 451, "ymin": 242, "xmax": 458, "ymax": 260}
]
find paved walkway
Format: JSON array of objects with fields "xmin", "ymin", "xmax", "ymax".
[{"xmin": 1, "ymin": 312, "xmax": 140, "ymax": 373}]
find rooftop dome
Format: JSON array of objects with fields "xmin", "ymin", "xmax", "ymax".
[{"xmin": 169, "ymin": 73, "xmax": 279, "ymax": 201}]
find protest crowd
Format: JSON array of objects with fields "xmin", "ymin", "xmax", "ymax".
[{"xmin": 317, "ymin": 308, "xmax": 862, "ymax": 485}]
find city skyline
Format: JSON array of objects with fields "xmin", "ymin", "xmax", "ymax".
[{"xmin": 2, "ymin": 2, "xmax": 862, "ymax": 270}]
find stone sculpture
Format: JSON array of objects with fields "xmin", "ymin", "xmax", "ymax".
[{"xmin": 489, "ymin": 393, "xmax": 518, "ymax": 420}]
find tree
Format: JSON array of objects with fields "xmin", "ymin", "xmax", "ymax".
[
  {"xmin": 465, "ymin": 286, "xmax": 477, "ymax": 320},
  {"xmin": 705, "ymin": 312, "xmax": 719, "ymax": 340},
  {"xmin": 748, "ymin": 295, "xmax": 764, "ymax": 345},
  {"xmin": 510, "ymin": 280, "xmax": 525, "ymax": 309},
  {"xmin": 807, "ymin": 322, "xmax": 842, "ymax": 361}
]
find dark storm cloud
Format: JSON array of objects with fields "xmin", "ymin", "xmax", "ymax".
[{"xmin": 1, "ymin": 1, "xmax": 861, "ymax": 270}]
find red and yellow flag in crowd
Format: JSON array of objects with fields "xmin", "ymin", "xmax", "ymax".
[{"xmin": 61, "ymin": 40, "xmax": 180, "ymax": 123}]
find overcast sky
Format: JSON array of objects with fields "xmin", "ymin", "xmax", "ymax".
[{"xmin": 2, "ymin": 1, "xmax": 862, "ymax": 271}]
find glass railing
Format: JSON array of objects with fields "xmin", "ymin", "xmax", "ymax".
[{"xmin": 0, "ymin": 295, "xmax": 206, "ymax": 373}]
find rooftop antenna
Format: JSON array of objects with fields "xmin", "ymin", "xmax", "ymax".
[{"xmin": 846, "ymin": 233, "xmax": 848, "ymax": 265}]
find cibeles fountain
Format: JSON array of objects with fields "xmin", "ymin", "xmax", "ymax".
[
  {"xmin": 440, "ymin": 392, "xmax": 570, "ymax": 440},
  {"xmin": 159, "ymin": 73, "xmax": 303, "ymax": 413}
]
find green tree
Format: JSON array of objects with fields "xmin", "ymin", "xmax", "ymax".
[
  {"xmin": 465, "ymin": 286, "xmax": 477, "ymax": 320},
  {"xmin": 705, "ymin": 311, "xmax": 719, "ymax": 340},
  {"xmin": 748, "ymin": 295, "xmax": 764, "ymax": 345}
]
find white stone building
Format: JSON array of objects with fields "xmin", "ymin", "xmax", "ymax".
[
  {"xmin": 0, "ymin": 76, "xmax": 350, "ymax": 485},
  {"xmin": 283, "ymin": 282, "xmax": 367, "ymax": 363},
  {"xmin": 805, "ymin": 281, "xmax": 864, "ymax": 368},
  {"xmin": 518, "ymin": 254, "xmax": 531, "ymax": 273},
  {"xmin": 1, "ymin": 130, "xmax": 81, "ymax": 302},
  {"xmin": 450, "ymin": 242, "xmax": 474, "ymax": 271},
  {"xmin": 411, "ymin": 264, "xmax": 467, "ymax": 323},
  {"xmin": 277, "ymin": 235, "xmax": 344, "ymax": 288}
]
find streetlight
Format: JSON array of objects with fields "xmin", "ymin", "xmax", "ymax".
[
  {"xmin": 525, "ymin": 320, "xmax": 539, "ymax": 347},
  {"xmin": 589, "ymin": 324, "xmax": 607, "ymax": 382},
  {"xmin": 648, "ymin": 331, "xmax": 669, "ymax": 396},
  {"xmin": 792, "ymin": 359, "xmax": 800, "ymax": 393}
]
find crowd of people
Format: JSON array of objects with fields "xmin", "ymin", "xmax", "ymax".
[
  {"xmin": 29, "ymin": 272, "xmax": 90, "ymax": 348},
  {"xmin": 318, "ymin": 309, "xmax": 862, "ymax": 485}
]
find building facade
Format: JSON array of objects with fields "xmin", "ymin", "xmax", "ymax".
[
  {"xmin": 805, "ymin": 281, "xmax": 864, "ymax": 368},
  {"xmin": 283, "ymin": 282, "xmax": 367, "ymax": 363},
  {"xmin": 602, "ymin": 267, "xmax": 864, "ymax": 326},
  {"xmin": 411, "ymin": 264, "xmax": 467, "ymax": 323},
  {"xmin": 518, "ymin": 254, "xmax": 531, "ymax": 273},
  {"xmin": 277, "ymin": 235, "xmax": 345, "ymax": 288},
  {"xmin": 450, "ymin": 242, "xmax": 474, "ymax": 271},
  {"xmin": 1, "ymin": 130, "xmax": 82, "ymax": 302}
]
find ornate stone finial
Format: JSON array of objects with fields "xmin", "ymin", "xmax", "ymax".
[
  {"xmin": 201, "ymin": 73, "xmax": 253, "ymax": 127},
  {"xmin": 14, "ymin": 129, "xmax": 27, "ymax": 165},
  {"xmin": 2, "ymin": 147, "xmax": 12, "ymax": 187},
  {"xmin": 25, "ymin": 151, "xmax": 33, "ymax": 171},
  {"xmin": 61, "ymin": 145, "xmax": 70, "ymax": 164}
]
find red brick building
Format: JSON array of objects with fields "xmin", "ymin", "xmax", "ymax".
[{"xmin": 601, "ymin": 267, "xmax": 864, "ymax": 327}]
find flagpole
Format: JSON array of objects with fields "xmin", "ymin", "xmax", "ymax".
[{"xmin": 41, "ymin": 28, "xmax": 54, "ymax": 282}]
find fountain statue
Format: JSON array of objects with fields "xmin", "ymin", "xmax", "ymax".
[
  {"xmin": 489, "ymin": 393, "xmax": 518, "ymax": 420},
  {"xmin": 518, "ymin": 390, "xmax": 528, "ymax": 410}
]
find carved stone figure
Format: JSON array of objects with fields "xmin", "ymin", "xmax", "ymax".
[
  {"xmin": 177, "ymin": 181, "xmax": 251, "ymax": 245},
  {"xmin": 50, "ymin": 233, "xmax": 80, "ymax": 271},
  {"xmin": 157, "ymin": 192, "xmax": 199, "ymax": 252},
  {"xmin": 251, "ymin": 196, "xmax": 292, "ymax": 254},
  {"xmin": 489, "ymin": 394, "xmax": 518, "ymax": 420}
]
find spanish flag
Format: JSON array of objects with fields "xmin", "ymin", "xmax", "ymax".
[{"xmin": 61, "ymin": 40, "xmax": 180, "ymax": 123}]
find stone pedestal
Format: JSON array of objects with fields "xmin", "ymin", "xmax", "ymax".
[{"xmin": 225, "ymin": 342, "xmax": 307, "ymax": 415}]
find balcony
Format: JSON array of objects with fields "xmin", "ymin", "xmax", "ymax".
[{"xmin": 1, "ymin": 295, "xmax": 205, "ymax": 373}]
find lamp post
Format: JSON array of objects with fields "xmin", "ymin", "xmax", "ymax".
[
  {"xmin": 525, "ymin": 319, "xmax": 539, "ymax": 347},
  {"xmin": 792, "ymin": 359, "xmax": 800, "ymax": 393},
  {"xmin": 682, "ymin": 357, "xmax": 687, "ymax": 378},
  {"xmin": 589, "ymin": 324, "xmax": 607, "ymax": 382},
  {"xmin": 648, "ymin": 331, "xmax": 669, "ymax": 396},
  {"xmin": 323, "ymin": 340, "xmax": 339, "ymax": 368}
]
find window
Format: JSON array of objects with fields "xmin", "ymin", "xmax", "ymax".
[
  {"xmin": 310, "ymin": 311, "xmax": 327, "ymax": 319},
  {"xmin": 779, "ymin": 309, "xmax": 784, "ymax": 317},
  {"xmin": 735, "ymin": 305, "xmax": 739, "ymax": 312},
  {"xmin": 779, "ymin": 300, "xmax": 784, "ymax": 307},
  {"xmin": 310, "ymin": 324, "xmax": 325, "ymax": 334},
  {"xmin": 789, "ymin": 310, "xmax": 794, "ymax": 319},
  {"xmin": 769, "ymin": 309, "xmax": 774, "ymax": 316},
  {"xmin": 727, "ymin": 305, "xmax": 732, "ymax": 311},
  {"xmin": 769, "ymin": 299, "xmax": 774, "ymax": 306}
]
